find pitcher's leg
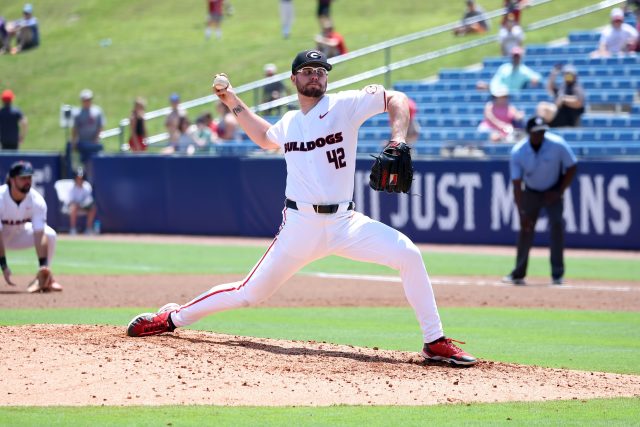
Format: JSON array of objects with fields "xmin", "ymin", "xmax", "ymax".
[
  {"xmin": 332, "ymin": 213, "xmax": 443, "ymax": 342},
  {"xmin": 172, "ymin": 237, "xmax": 311, "ymax": 327},
  {"xmin": 172, "ymin": 210, "xmax": 327, "ymax": 328}
]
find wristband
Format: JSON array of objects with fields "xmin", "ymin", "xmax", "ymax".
[
  {"xmin": 38, "ymin": 257, "xmax": 48, "ymax": 267},
  {"xmin": 0, "ymin": 256, "xmax": 7, "ymax": 271}
]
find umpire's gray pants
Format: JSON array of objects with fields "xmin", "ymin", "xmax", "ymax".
[{"xmin": 510, "ymin": 190, "xmax": 565, "ymax": 280}]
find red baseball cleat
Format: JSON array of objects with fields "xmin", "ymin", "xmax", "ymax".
[
  {"xmin": 422, "ymin": 337, "xmax": 477, "ymax": 366},
  {"xmin": 127, "ymin": 309, "xmax": 176, "ymax": 337}
]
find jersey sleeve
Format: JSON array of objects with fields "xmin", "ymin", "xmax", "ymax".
[
  {"xmin": 30, "ymin": 192, "xmax": 48, "ymax": 232},
  {"xmin": 345, "ymin": 85, "xmax": 388, "ymax": 126}
]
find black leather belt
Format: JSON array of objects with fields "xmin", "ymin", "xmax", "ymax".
[{"xmin": 285, "ymin": 198, "xmax": 354, "ymax": 214}]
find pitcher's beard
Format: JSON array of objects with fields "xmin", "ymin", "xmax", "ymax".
[{"xmin": 297, "ymin": 81, "xmax": 325, "ymax": 98}]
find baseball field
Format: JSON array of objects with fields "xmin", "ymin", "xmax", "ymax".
[{"xmin": 0, "ymin": 235, "xmax": 638, "ymax": 425}]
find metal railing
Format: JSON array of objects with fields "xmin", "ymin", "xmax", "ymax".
[{"xmin": 102, "ymin": 0, "xmax": 623, "ymax": 147}]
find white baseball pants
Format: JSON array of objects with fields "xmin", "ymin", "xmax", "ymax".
[
  {"xmin": 172, "ymin": 207, "xmax": 444, "ymax": 343},
  {"xmin": 1, "ymin": 223, "xmax": 57, "ymax": 263}
]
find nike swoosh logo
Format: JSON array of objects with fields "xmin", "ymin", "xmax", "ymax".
[{"xmin": 319, "ymin": 112, "xmax": 329, "ymax": 119}]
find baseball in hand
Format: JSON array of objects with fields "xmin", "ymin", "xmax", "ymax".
[{"xmin": 213, "ymin": 74, "xmax": 230, "ymax": 90}]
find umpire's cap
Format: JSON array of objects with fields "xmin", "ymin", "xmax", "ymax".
[
  {"xmin": 526, "ymin": 115, "xmax": 549, "ymax": 134},
  {"xmin": 8, "ymin": 161, "xmax": 34, "ymax": 178},
  {"xmin": 291, "ymin": 50, "xmax": 332, "ymax": 74}
]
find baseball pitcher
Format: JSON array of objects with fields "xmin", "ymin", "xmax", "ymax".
[{"xmin": 127, "ymin": 49, "xmax": 477, "ymax": 366}]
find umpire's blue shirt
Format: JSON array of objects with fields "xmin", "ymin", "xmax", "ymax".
[{"xmin": 510, "ymin": 132, "xmax": 577, "ymax": 191}]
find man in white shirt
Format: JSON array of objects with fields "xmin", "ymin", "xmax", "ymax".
[
  {"xmin": 592, "ymin": 7, "xmax": 638, "ymax": 57},
  {"xmin": 0, "ymin": 161, "xmax": 62, "ymax": 292}
]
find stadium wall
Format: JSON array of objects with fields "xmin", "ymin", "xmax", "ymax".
[{"xmin": 91, "ymin": 155, "xmax": 638, "ymax": 250}]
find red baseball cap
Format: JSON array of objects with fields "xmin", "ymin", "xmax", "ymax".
[{"xmin": 1, "ymin": 89, "xmax": 14, "ymax": 102}]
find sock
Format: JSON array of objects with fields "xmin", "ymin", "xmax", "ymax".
[
  {"xmin": 205, "ymin": 28, "xmax": 212, "ymax": 39},
  {"xmin": 427, "ymin": 336, "xmax": 445, "ymax": 345}
]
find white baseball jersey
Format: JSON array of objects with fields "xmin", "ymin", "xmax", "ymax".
[
  {"xmin": 267, "ymin": 84, "xmax": 386, "ymax": 204},
  {"xmin": 0, "ymin": 184, "xmax": 47, "ymax": 232}
]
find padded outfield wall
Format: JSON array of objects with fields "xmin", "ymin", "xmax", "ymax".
[
  {"xmin": 0, "ymin": 154, "xmax": 634, "ymax": 249},
  {"xmin": 89, "ymin": 155, "xmax": 638, "ymax": 250}
]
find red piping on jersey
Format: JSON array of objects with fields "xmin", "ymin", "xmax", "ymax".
[
  {"xmin": 179, "ymin": 226, "xmax": 282, "ymax": 310},
  {"xmin": 383, "ymin": 91, "xmax": 387, "ymax": 112}
]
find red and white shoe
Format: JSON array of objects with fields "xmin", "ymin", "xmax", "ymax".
[
  {"xmin": 422, "ymin": 337, "xmax": 477, "ymax": 366},
  {"xmin": 127, "ymin": 305, "xmax": 177, "ymax": 337}
]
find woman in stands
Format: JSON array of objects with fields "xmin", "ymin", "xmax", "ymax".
[{"xmin": 477, "ymin": 86, "xmax": 525, "ymax": 142}]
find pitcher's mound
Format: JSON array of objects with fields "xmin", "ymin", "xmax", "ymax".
[{"xmin": 1, "ymin": 325, "xmax": 639, "ymax": 406}]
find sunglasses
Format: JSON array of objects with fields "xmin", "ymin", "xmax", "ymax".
[{"xmin": 296, "ymin": 67, "xmax": 328, "ymax": 77}]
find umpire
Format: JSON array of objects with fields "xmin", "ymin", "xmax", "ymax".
[{"xmin": 503, "ymin": 115, "xmax": 577, "ymax": 286}]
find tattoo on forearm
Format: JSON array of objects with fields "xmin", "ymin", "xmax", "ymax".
[{"xmin": 232, "ymin": 105, "xmax": 245, "ymax": 116}]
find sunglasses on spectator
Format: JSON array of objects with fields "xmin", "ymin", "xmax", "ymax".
[{"xmin": 296, "ymin": 67, "xmax": 329, "ymax": 77}]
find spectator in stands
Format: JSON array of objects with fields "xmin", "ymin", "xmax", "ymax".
[
  {"xmin": 485, "ymin": 46, "xmax": 541, "ymax": 94},
  {"xmin": 317, "ymin": 0, "xmax": 332, "ymax": 24},
  {"xmin": 406, "ymin": 98, "xmax": 421, "ymax": 144},
  {"xmin": 453, "ymin": 0, "xmax": 490, "ymax": 36},
  {"xmin": 0, "ymin": 89, "xmax": 28, "ymax": 150},
  {"xmin": 201, "ymin": 111, "xmax": 219, "ymax": 136},
  {"xmin": 503, "ymin": 0, "xmax": 528, "ymax": 25},
  {"xmin": 163, "ymin": 116, "xmax": 201, "ymax": 155},
  {"xmin": 215, "ymin": 101, "xmax": 239, "ymax": 141},
  {"xmin": 68, "ymin": 168, "xmax": 97, "ymax": 236},
  {"xmin": 2, "ymin": 4, "xmax": 39, "ymax": 55},
  {"xmin": 205, "ymin": 0, "xmax": 224, "ymax": 40},
  {"xmin": 0, "ymin": 17, "xmax": 9, "ymax": 54},
  {"xmin": 498, "ymin": 13, "xmax": 524, "ymax": 56},
  {"xmin": 315, "ymin": 18, "xmax": 347, "ymax": 58},
  {"xmin": 502, "ymin": 115, "xmax": 577, "ymax": 286},
  {"xmin": 280, "ymin": 0, "xmax": 294, "ymax": 39},
  {"xmin": 625, "ymin": 0, "xmax": 640, "ymax": 27},
  {"xmin": 72, "ymin": 89, "xmax": 105, "ymax": 181},
  {"xmin": 195, "ymin": 114, "xmax": 216, "ymax": 151},
  {"xmin": 165, "ymin": 93, "xmax": 187, "ymax": 148},
  {"xmin": 128, "ymin": 97, "xmax": 147, "ymax": 152},
  {"xmin": 536, "ymin": 64, "xmax": 585, "ymax": 128},
  {"xmin": 262, "ymin": 63, "xmax": 288, "ymax": 115},
  {"xmin": 477, "ymin": 86, "xmax": 525, "ymax": 143},
  {"xmin": 592, "ymin": 8, "xmax": 638, "ymax": 57}
]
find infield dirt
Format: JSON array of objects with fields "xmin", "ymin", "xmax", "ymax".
[{"xmin": 0, "ymin": 236, "xmax": 638, "ymax": 406}]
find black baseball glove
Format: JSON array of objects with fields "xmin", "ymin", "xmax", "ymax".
[{"xmin": 369, "ymin": 141, "xmax": 413, "ymax": 193}]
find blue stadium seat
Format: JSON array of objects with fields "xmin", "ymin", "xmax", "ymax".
[
  {"xmin": 525, "ymin": 43, "xmax": 597, "ymax": 56},
  {"xmin": 397, "ymin": 79, "xmax": 640, "ymax": 92},
  {"xmin": 567, "ymin": 31, "xmax": 600, "ymax": 44},
  {"xmin": 404, "ymin": 90, "xmax": 631, "ymax": 105},
  {"xmin": 437, "ymin": 65, "xmax": 640, "ymax": 81},
  {"xmin": 580, "ymin": 116, "xmax": 640, "ymax": 128},
  {"xmin": 483, "ymin": 54, "xmax": 639, "ymax": 68}
]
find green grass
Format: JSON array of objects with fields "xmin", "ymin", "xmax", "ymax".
[
  {"xmin": 0, "ymin": 0, "xmax": 611, "ymax": 151},
  {"xmin": 1, "ymin": 238, "xmax": 638, "ymax": 422},
  {"xmin": 1, "ymin": 306, "xmax": 638, "ymax": 374},
  {"xmin": 6, "ymin": 239, "xmax": 639, "ymax": 281},
  {"xmin": 1, "ymin": 398, "xmax": 639, "ymax": 427}
]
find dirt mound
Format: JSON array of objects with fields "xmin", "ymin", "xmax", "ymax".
[{"xmin": 1, "ymin": 325, "xmax": 639, "ymax": 406}]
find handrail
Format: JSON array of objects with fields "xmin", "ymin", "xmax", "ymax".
[
  {"xmin": 105, "ymin": 0, "xmax": 624, "ymax": 146},
  {"xmin": 101, "ymin": 0, "xmax": 555, "ymax": 144}
]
